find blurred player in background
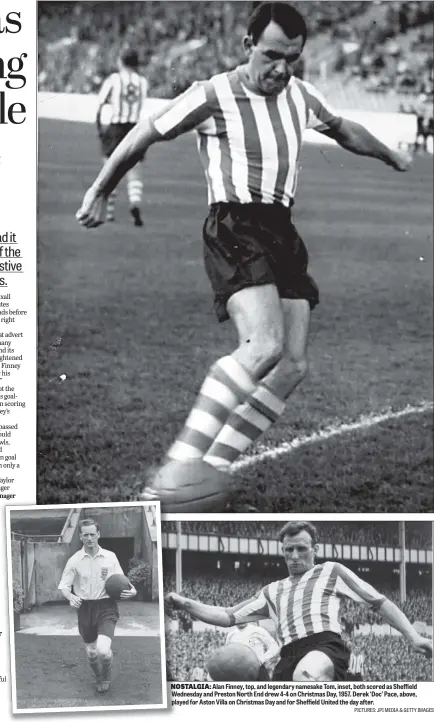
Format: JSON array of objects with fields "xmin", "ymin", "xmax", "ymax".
[
  {"xmin": 414, "ymin": 97, "xmax": 434, "ymax": 154},
  {"xmin": 210, "ymin": 621, "xmax": 280, "ymax": 680},
  {"xmin": 166, "ymin": 521, "xmax": 432, "ymax": 681},
  {"xmin": 346, "ymin": 640, "xmax": 365, "ymax": 681},
  {"xmin": 96, "ymin": 48, "xmax": 148, "ymax": 226},
  {"xmin": 58, "ymin": 517, "xmax": 137, "ymax": 693},
  {"xmin": 191, "ymin": 665, "xmax": 210, "ymax": 681},
  {"xmin": 77, "ymin": 3, "xmax": 412, "ymax": 507}
]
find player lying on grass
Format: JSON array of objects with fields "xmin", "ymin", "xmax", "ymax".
[
  {"xmin": 76, "ymin": 3, "xmax": 412, "ymax": 510},
  {"xmin": 58, "ymin": 518, "xmax": 137, "ymax": 693},
  {"xmin": 165, "ymin": 522, "xmax": 432, "ymax": 681}
]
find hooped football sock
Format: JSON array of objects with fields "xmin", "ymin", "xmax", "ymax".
[
  {"xmin": 204, "ymin": 383, "xmax": 285, "ymax": 468},
  {"xmin": 127, "ymin": 179, "xmax": 143, "ymax": 208},
  {"xmin": 106, "ymin": 191, "xmax": 117, "ymax": 222},
  {"xmin": 167, "ymin": 356, "xmax": 256, "ymax": 462}
]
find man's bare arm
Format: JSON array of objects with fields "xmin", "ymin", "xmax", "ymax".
[
  {"xmin": 94, "ymin": 118, "xmax": 161, "ymax": 197},
  {"xmin": 60, "ymin": 587, "xmax": 82, "ymax": 608},
  {"xmin": 324, "ymin": 118, "xmax": 412, "ymax": 171},
  {"xmin": 166, "ymin": 592, "xmax": 233, "ymax": 626},
  {"xmin": 376, "ymin": 599, "xmax": 432, "ymax": 657}
]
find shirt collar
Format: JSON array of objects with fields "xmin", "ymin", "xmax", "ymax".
[{"xmin": 79, "ymin": 545, "xmax": 107, "ymax": 559}]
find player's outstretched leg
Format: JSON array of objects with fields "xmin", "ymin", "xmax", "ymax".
[
  {"xmin": 140, "ymin": 354, "xmax": 257, "ymax": 509},
  {"xmin": 85, "ymin": 642, "xmax": 102, "ymax": 692},
  {"xmin": 204, "ymin": 298, "xmax": 310, "ymax": 470},
  {"xmin": 292, "ymin": 650, "xmax": 335, "ymax": 682}
]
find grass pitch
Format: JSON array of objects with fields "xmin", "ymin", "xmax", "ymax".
[
  {"xmin": 38, "ymin": 119, "xmax": 433, "ymax": 511},
  {"xmin": 14, "ymin": 634, "xmax": 163, "ymax": 709}
]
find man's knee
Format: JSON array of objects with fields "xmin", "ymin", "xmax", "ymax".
[
  {"xmin": 237, "ymin": 332, "xmax": 285, "ymax": 377},
  {"xmin": 96, "ymin": 636, "xmax": 112, "ymax": 659},
  {"xmin": 273, "ymin": 353, "xmax": 308, "ymax": 392},
  {"xmin": 292, "ymin": 651, "xmax": 334, "ymax": 682},
  {"xmin": 86, "ymin": 643, "xmax": 98, "ymax": 661}
]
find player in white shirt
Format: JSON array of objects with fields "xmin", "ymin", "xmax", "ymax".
[
  {"xmin": 222, "ymin": 622, "xmax": 280, "ymax": 679},
  {"xmin": 58, "ymin": 517, "xmax": 136, "ymax": 693},
  {"xmin": 96, "ymin": 48, "xmax": 149, "ymax": 226},
  {"xmin": 166, "ymin": 521, "xmax": 432, "ymax": 681}
]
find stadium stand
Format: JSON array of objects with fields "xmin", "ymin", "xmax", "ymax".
[
  {"xmin": 166, "ymin": 617, "xmax": 433, "ymax": 681},
  {"xmin": 38, "ymin": 1, "xmax": 433, "ymax": 114},
  {"xmin": 162, "ymin": 520, "xmax": 433, "ymax": 549}
]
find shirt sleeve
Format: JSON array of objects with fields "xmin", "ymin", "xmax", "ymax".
[
  {"xmin": 97, "ymin": 75, "xmax": 113, "ymax": 107},
  {"xmin": 230, "ymin": 589, "xmax": 270, "ymax": 624},
  {"xmin": 141, "ymin": 76, "xmax": 149, "ymax": 99},
  {"xmin": 299, "ymin": 80, "xmax": 342, "ymax": 134},
  {"xmin": 152, "ymin": 81, "xmax": 213, "ymax": 140},
  {"xmin": 335, "ymin": 563, "xmax": 386, "ymax": 609},
  {"xmin": 58, "ymin": 557, "xmax": 76, "ymax": 591}
]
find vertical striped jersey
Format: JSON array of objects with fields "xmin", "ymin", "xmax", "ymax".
[
  {"xmin": 226, "ymin": 623, "xmax": 280, "ymax": 665},
  {"xmin": 152, "ymin": 68, "xmax": 341, "ymax": 207},
  {"xmin": 98, "ymin": 69, "xmax": 149, "ymax": 124},
  {"xmin": 231, "ymin": 562, "xmax": 385, "ymax": 646}
]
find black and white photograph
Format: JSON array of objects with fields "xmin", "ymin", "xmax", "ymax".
[
  {"xmin": 163, "ymin": 519, "xmax": 433, "ymax": 683},
  {"xmin": 38, "ymin": 1, "xmax": 433, "ymax": 514},
  {"xmin": 6, "ymin": 503, "xmax": 167, "ymax": 712}
]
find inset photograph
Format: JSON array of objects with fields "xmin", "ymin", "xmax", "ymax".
[
  {"xmin": 7, "ymin": 503, "xmax": 167, "ymax": 713},
  {"xmin": 163, "ymin": 519, "xmax": 433, "ymax": 682}
]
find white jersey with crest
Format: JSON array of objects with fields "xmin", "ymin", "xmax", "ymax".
[
  {"xmin": 98, "ymin": 69, "xmax": 149, "ymax": 124},
  {"xmin": 226, "ymin": 624, "xmax": 280, "ymax": 665}
]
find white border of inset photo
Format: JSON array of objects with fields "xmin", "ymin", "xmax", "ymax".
[
  {"xmin": 162, "ymin": 513, "xmax": 433, "ymax": 689},
  {"xmin": 6, "ymin": 502, "xmax": 168, "ymax": 714}
]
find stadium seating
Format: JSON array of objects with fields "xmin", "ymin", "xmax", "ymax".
[
  {"xmin": 163, "ymin": 520, "xmax": 433, "ymax": 549},
  {"xmin": 38, "ymin": 1, "xmax": 433, "ymax": 112},
  {"xmin": 166, "ymin": 621, "xmax": 432, "ymax": 681}
]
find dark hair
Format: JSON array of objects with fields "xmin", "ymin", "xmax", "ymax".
[
  {"xmin": 247, "ymin": 2, "xmax": 307, "ymax": 45},
  {"xmin": 278, "ymin": 521, "xmax": 318, "ymax": 545},
  {"xmin": 121, "ymin": 48, "xmax": 139, "ymax": 69},
  {"xmin": 79, "ymin": 517, "xmax": 99, "ymax": 533}
]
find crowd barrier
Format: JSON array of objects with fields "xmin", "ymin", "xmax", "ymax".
[{"xmin": 38, "ymin": 91, "xmax": 418, "ymax": 149}]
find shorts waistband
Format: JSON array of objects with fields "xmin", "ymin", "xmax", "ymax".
[
  {"xmin": 281, "ymin": 631, "xmax": 342, "ymax": 656},
  {"xmin": 210, "ymin": 200, "xmax": 294, "ymax": 214}
]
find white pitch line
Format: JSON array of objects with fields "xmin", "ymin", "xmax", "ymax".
[{"xmin": 231, "ymin": 401, "xmax": 433, "ymax": 471}]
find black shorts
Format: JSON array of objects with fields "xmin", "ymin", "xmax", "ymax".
[
  {"xmin": 272, "ymin": 632, "xmax": 350, "ymax": 682},
  {"xmin": 257, "ymin": 664, "xmax": 270, "ymax": 681},
  {"xmin": 77, "ymin": 598, "xmax": 119, "ymax": 644},
  {"xmin": 203, "ymin": 202, "xmax": 319, "ymax": 322},
  {"xmin": 100, "ymin": 123, "xmax": 136, "ymax": 157},
  {"xmin": 346, "ymin": 672, "xmax": 364, "ymax": 681}
]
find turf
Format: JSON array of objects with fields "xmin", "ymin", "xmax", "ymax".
[
  {"xmin": 37, "ymin": 119, "xmax": 433, "ymax": 511},
  {"xmin": 14, "ymin": 634, "xmax": 163, "ymax": 709}
]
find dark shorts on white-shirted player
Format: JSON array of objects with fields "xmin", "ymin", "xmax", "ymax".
[
  {"xmin": 100, "ymin": 123, "xmax": 136, "ymax": 158},
  {"xmin": 77, "ymin": 598, "xmax": 119, "ymax": 644},
  {"xmin": 203, "ymin": 201, "xmax": 319, "ymax": 322}
]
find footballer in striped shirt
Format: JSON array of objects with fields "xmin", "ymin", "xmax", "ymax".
[
  {"xmin": 77, "ymin": 4, "xmax": 412, "ymax": 508},
  {"xmin": 96, "ymin": 49, "xmax": 149, "ymax": 226},
  {"xmin": 165, "ymin": 521, "xmax": 432, "ymax": 682}
]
